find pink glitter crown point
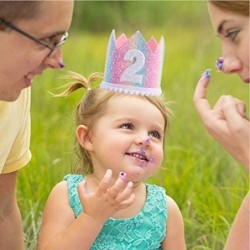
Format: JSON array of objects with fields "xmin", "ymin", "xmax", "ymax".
[
  {"xmin": 100, "ymin": 30, "xmax": 165, "ymax": 96},
  {"xmin": 115, "ymin": 32, "xmax": 161, "ymax": 53}
]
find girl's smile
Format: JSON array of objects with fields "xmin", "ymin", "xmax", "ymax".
[{"xmin": 125, "ymin": 150, "xmax": 150, "ymax": 168}]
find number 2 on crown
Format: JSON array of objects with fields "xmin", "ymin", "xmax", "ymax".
[{"xmin": 120, "ymin": 49, "xmax": 146, "ymax": 85}]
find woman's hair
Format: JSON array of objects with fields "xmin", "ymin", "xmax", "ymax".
[
  {"xmin": 60, "ymin": 72, "xmax": 172, "ymax": 175},
  {"xmin": 0, "ymin": 1, "xmax": 41, "ymax": 30},
  {"xmin": 209, "ymin": 1, "xmax": 249, "ymax": 16}
]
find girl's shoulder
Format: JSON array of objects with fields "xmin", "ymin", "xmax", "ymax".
[
  {"xmin": 165, "ymin": 195, "xmax": 179, "ymax": 212},
  {"xmin": 47, "ymin": 174, "xmax": 83, "ymax": 200}
]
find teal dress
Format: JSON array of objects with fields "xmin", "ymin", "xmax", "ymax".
[{"xmin": 64, "ymin": 174, "xmax": 168, "ymax": 250}]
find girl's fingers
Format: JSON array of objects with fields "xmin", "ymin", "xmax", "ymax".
[
  {"xmin": 107, "ymin": 173, "xmax": 127, "ymax": 198},
  {"xmin": 96, "ymin": 170, "xmax": 128, "ymax": 198},
  {"xmin": 115, "ymin": 181, "xmax": 133, "ymax": 203},
  {"xmin": 92, "ymin": 170, "xmax": 135, "ymax": 209},
  {"xmin": 119, "ymin": 193, "xmax": 136, "ymax": 209},
  {"xmin": 96, "ymin": 169, "xmax": 112, "ymax": 196}
]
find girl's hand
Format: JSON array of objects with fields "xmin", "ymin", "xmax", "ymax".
[
  {"xmin": 77, "ymin": 169, "xmax": 135, "ymax": 224},
  {"xmin": 193, "ymin": 71, "xmax": 250, "ymax": 172}
]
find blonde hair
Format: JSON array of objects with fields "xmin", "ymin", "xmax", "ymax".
[
  {"xmin": 209, "ymin": 1, "xmax": 249, "ymax": 16},
  {"xmin": 60, "ymin": 72, "xmax": 172, "ymax": 174}
]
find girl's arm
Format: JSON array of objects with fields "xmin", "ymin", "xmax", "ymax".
[
  {"xmin": 38, "ymin": 171, "xmax": 135, "ymax": 250},
  {"xmin": 161, "ymin": 196, "xmax": 186, "ymax": 250},
  {"xmin": 37, "ymin": 181, "xmax": 105, "ymax": 250}
]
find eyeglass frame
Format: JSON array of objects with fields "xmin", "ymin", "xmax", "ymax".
[{"xmin": 0, "ymin": 17, "xmax": 68, "ymax": 56}]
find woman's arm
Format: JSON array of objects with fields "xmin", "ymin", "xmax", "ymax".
[
  {"xmin": 0, "ymin": 172, "xmax": 24, "ymax": 250},
  {"xmin": 224, "ymin": 192, "xmax": 250, "ymax": 250}
]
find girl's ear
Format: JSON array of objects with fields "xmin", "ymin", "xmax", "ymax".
[{"xmin": 76, "ymin": 125, "xmax": 94, "ymax": 151}]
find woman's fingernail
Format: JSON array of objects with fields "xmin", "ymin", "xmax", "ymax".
[
  {"xmin": 203, "ymin": 69, "xmax": 211, "ymax": 79},
  {"xmin": 119, "ymin": 172, "xmax": 126, "ymax": 181}
]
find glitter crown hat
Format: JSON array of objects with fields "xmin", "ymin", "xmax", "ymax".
[{"xmin": 100, "ymin": 30, "xmax": 165, "ymax": 96}]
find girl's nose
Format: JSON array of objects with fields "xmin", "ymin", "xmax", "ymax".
[
  {"xmin": 135, "ymin": 135, "xmax": 151, "ymax": 147},
  {"xmin": 43, "ymin": 48, "xmax": 65, "ymax": 69}
]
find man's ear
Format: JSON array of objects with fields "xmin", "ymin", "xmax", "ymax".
[{"xmin": 76, "ymin": 125, "xmax": 94, "ymax": 151}]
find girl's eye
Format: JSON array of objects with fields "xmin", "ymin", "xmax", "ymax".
[
  {"xmin": 149, "ymin": 130, "xmax": 161, "ymax": 140},
  {"xmin": 121, "ymin": 123, "xmax": 134, "ymax": 130},
  {"xmin": 225, "ymin": 29, "xmax": 240, "ymax": 41}
]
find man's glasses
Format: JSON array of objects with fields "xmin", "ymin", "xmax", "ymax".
[{"xmin": 0, "ymin": 17, "xmax": 68, "ymax": 56}]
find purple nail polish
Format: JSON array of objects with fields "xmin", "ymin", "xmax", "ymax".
[
  {"xmin": 216, "ymin": 57, "xmax": 224, "ymax": 71},
  {"xmin": 149, "ymin": 157, "xmax": 155, "ymax": 163},
  {"xmin": 119, "ymin": 172, "xmax": 126, "ymax": 181},
  {"xmin": 203, "ymin": 69, "xmax": 211, "ymax": 78},
  {"xmin": 144, "ymin": 136, "xmax": 151, "ymax": 146},
  {"xmin": 59, "ymin": 62, "xmax": 65, "ymax": 69},
  {"xmin": 140, "ymin": 148, "xmax": 145, "ymax": 154}
]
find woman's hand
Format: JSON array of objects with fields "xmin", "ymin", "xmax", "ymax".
[
  {"xmin": 77, "ymin": 169, "xmax": 135, "ymax": 224},
  {"xmin": 193, "ymin": 71, "xmax": 250, "ymax": 172}
]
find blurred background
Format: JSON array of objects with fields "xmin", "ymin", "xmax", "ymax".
[{"xmin": 17, "ymin": 1, "xmax": 249, "ymax": 249}]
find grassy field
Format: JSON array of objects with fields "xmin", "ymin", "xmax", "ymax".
[{"xmin": 17, "ymin": 4, "xmax": 249, "ymax": 250}]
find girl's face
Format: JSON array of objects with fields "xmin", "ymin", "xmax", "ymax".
[
  {"xmin": 86, "ymin": 95, "xmax": 165, "ymax": 184},
  {"xmin": 0, "ymin": 0, "xmax": 74, "ymax": 101},
  {"xmin": 208, "ymin": 3, "xmax": 249, "ymax": 83}
]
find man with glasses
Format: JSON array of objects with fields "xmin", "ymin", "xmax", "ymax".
[{"xmin": 0, "ymin": 1, "xmax": 74, "ymax": 249}]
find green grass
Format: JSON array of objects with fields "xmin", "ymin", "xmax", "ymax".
[{"xmin": 17, "ymin": 20, "xmax": 249, "ymax": 250}]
